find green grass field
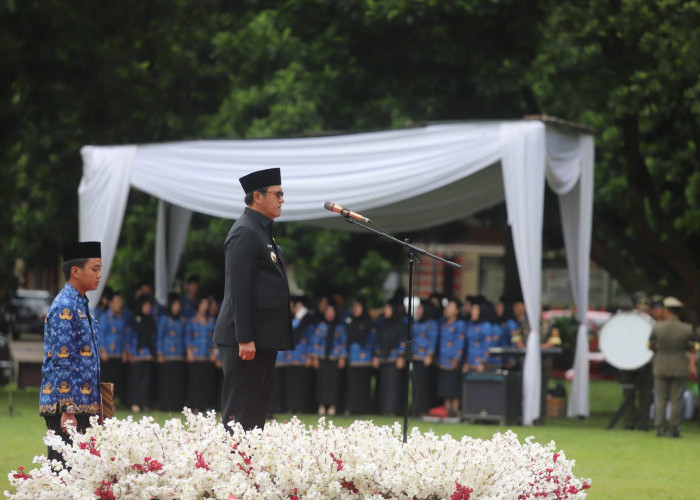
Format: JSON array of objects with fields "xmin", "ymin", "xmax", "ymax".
[{"xmin": 2, "ymin": 380, "xmax": 698, "ymax": 499}]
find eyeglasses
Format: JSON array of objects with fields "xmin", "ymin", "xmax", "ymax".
[{"xmin": 265, "ymin": 190, "xmax": 284, "ymax": 199}]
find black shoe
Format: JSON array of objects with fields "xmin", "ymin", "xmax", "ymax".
[
  {"xmin": 656, "ymin": 430, "xmax": 665, "ymax": 437},
  {"xmin": 671, "ymin": 430, "xmax": 681, "ymax": 438}
]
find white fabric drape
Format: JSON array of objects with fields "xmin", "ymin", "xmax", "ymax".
[
  {"xmin": 548, "ymin": 132, "xmax": 595, "ymax": 417},
  {"xmin": 78, "ymin": 121, "xmax": 594, "ymax": 423},
  {"xmin": 78, "ymin": 145, "xmax": 136, "ymax": 303},
  {"xmin": 155, "ymin": 201, "xmax": 193, "ymax": 306},
  {"xmin": 128, "ymin": 123, "xmax": 504, "ymax": 226},
  {"xmin": 500, "ymin": 122, "xmax": 546, "ymax": 426}
]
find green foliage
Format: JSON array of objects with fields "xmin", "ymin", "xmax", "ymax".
[
  {"xmin": 4, "ymin": 0, "xmax": 700, "ymax": 312},
  {"xmin": 275, "ymin": 223, "xmax": 395, "ymax": 307},
  {"xmin": 531, "ymin": 0, "xmax": 700, "ymax": 306},
  {"xmin": 178, "ymin": 216, "xmax": 232, "ymax": 299},
  {"xmin": 107, "ymin": 194, "xmax": 158, "ymax": 300}
]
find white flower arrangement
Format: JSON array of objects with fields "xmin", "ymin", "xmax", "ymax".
[{"xmin": 6, "ymin": 410, "xmax": 590, "ymax": 499}]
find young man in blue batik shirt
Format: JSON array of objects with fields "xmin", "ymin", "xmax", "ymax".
[{"xmin": 39, "ymin": 241, "xmax": 102, "ymax": 464}]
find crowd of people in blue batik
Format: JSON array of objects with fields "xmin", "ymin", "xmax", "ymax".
[
  {"xmin": 95, "ymin": 276, "xmax": 221, "ymax": 413},
  {"xmin": 95, "ymin": 274, "xmax": 527, "ymax": 419},
  {"xmin": 268, "ymin": 291, "xmax": 527, "ymax": 419}
]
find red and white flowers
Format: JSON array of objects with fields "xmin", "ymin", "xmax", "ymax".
[{"xmin": 6, "ymin": 410, "xmax": 590, "ymax": 499}]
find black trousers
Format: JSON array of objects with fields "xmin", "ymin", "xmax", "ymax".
[
  {"xmin": 621, "ymin": 362, "xmax": 653, "ymax": 429},
  {"xmin": 219, "ymin": 344, "xmax": 277, "ymax": 432},
  {"xmin": 44, "ymin": 413, "xmax": 91, "ymax": 465}
]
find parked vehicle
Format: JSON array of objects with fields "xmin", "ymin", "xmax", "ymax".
[
  {"xmin": 0, "ymin": 330, "xmax": 10, "ymax": 386},
  {"xmin": 9, "ymin": 289, "xmax": 51, "ymax": 339}
]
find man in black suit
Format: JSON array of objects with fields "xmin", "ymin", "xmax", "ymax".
[{"xmin": 214, "ymin": 167, "xmax": 293, "ymax": 432}]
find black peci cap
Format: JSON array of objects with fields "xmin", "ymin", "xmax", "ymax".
[
  {"xmin": 61, "ymin": 241, "xmax": 101, "ymax": 261},
  {"xmin": 239, "ymin": 168, "xmax": 281, "ymax": 194}
]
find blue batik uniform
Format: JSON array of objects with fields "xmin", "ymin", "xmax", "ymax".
[
  {"xmin": 181, "ymin": 296, "xmax": 199, "ymax": 320},
  {"xmin": 40, "ymin": 283, "xmax": 101, "ymax": 416},
  {"xmin": 412, "ymin": 319, "xmax": 438, "ymax": 361},
  {"xmin": 186, "ymin": 317, "xmax": 216, "ymax": 360},
  {"xmin": 310, "ymin": 322, "xmax": 348, "ymax": 360},
  {"xmin": 157, "ymin": 315, "xmax": 186, "ymax": 360},
  {"xmin": 347, "ymin": 330, "xmax": 378, "ymax": 367},
  {"xmin": 437, "ymin": 320, "xmax": 467, "ymax": 369},
  {"xmin": 278, "ymin": 322, "xmax": 312, "ymax": 366},
  {"xmin": 94, "ymin": 304, "xmax": 109, "ymax": 324},
  {"xmin": 465, "ymin": 321, "xmax": 490, "ymax": 369},
  {"xmin": 482, "ymin": 321, "xmax": 503, "ymax": 367},
  {"xmin": 99, "ymin": 309, "xmax": 129, "ymax": 359},
  {"xmin": 500, "ymin": 319, "xmax": 519, "ymax": 348}
]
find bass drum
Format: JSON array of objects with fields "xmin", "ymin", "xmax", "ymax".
[{"xmin": 598, "ymin": 311, "xmax": 654, "ymax": 370}]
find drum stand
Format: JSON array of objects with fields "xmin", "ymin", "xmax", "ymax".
[{"xmin": 606, "ymin": 366, "xmax": 651, "ymax": 430}]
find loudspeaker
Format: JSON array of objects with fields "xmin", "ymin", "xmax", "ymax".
[{"xmin": 462, "ymin": 370, "xmax": 522, "ymax": 425}]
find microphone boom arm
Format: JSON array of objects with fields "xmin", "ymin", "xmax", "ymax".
[{"xmin": 342, "ymin": 216, "xmax": 461, "ymax": 270}]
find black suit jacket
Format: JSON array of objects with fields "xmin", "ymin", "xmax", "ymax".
[{"xmin": 213, "ymin": 207, "xmax": 293, "ymax": 350}]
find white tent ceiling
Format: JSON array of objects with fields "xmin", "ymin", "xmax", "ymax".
[{"xmin": 78, "ymin": 120, "xmax": 594, "ymax": 425}]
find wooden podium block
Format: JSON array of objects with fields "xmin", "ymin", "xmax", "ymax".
[{"xmin": 10, "ymin": 341, "xmax": 44, "ymax": 389}]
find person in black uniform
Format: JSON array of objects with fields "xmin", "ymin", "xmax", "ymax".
[{"xmin": 213, "ymin": 168, "xmax": 293, "ymax": 432}]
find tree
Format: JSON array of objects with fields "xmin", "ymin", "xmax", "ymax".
[
  {"xmin": 3, "ymin": 0, "xmax": 550, "ymax": 300},
  {"xmin": 530, "ymin": 0, "xmax": 700, "ymax": 312},
  {"xmin": 14, "ymin": 0, "xmax": 699, "ymax": 312},
  {"xmin": 0, "ymin": 0, "xmax": 232, "ymax": 299}
]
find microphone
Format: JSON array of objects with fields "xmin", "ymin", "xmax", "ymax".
[{"xmin": 324, "ymin": 201, "xmax": 371, "ymax": 223}]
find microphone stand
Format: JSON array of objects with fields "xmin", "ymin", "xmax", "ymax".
[{"xmin": 342, "ymin": 216, "xmax": 460, "ymax": 443}]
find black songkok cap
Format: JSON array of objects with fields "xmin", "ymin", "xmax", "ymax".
[
  {"xmin": 239, "ymin": 168, "xmax": 281, "ymax": 194},
  {"xmin": 61, "ymin": 241, "xmax": 101, "ymax": 261}
]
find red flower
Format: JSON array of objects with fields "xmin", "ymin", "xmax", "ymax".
[
  {"xmin": 12, "ymin": 466, "xmax": 31, "ymax": 481},
  {"xmin": 553, "ymin": 453, "xmax": 560, "ymax": 462},
  {"xmin": 451, "ymin": 482, "xmax": 474, "ymax": 500},
  {"xmin": 94, "ymin": 480, "xmax": 116, "ymax": 500},
  {"xmin": 341, "ymin": 479, "xmax": 359, "ymax": 494},
  {"xmin": 195, "ymin": 451, "xmax": 210, "ymax": 471},
  {"xmin": 130, "ymin": 457, "xmax": 163, "ymax": 474},
  {"xmin": 148, "ymin": 459, "xmax": 163, "ymax": 472},
  {"xmin": 329, "ymin": 452, "xmax": 344, "ymax": 472},
  {"xmin": 79, "ymin": 438, "xmax": 101, "ymax": 457}
]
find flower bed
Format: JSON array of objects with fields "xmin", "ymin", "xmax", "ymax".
[{"xmin": 6, "ymin": 410, "xmax": 590, "ymax": 499}]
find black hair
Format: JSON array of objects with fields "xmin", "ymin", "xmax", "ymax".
[
  {"xmin": 352, "ymin": 295, "xmax": 368, "ymax": 309},
  {"xmin": 63, "ymin": 258, "xmax": 88, "ymax": 281},
  {"xmin": 167, "ymin": 292, "xmax": 181, "ymax": 317},
  {"xmin": 479, "ymin": 301, "xmax": 498, "ymax": 323},
  {"xmin": 421, "ymin": 300, "xmax": 441, "ymax": 321},
  {"xmin": 497, "ymin": 300, "xmax": 516, "ymax": 322},
  {"xmin": 137, "ymin": 295, "xmax": 153, "ymax": 311}
]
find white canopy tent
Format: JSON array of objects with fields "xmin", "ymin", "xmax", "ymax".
[{"xmin": 78, "ymin": 120, "xmax": 594, "ymax": 425}]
